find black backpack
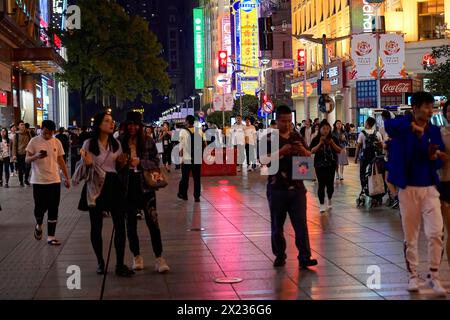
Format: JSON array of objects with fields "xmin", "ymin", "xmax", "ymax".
[
  {"xmin": 361, "ymin": 130, "xmax": 382, "ymax": 161},
  {"xmin": 183, "ymin": 128, "xmax": 206, "ymax": 163}
]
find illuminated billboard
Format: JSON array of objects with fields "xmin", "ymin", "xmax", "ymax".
[
  {"xmin": 193, "ymin": 8, "xmax": 205, "ymax": 90},
  {"xmin": 232, "ymin": 0, "xmax": 260, "ymax": 95}
]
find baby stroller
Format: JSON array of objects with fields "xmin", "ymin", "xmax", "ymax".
[{"xmin": 356, "ymin": 155, "xmax": 387, "ymax": 208}]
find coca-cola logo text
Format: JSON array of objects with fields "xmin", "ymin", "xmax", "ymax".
[{"xmin": 381, "ymin": 81, "xmax": 412, "ymax": 96}]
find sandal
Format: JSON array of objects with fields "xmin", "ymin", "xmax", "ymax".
[
  {"xmin": 34, "ymin": 226, "xmax": 42, "ymax": 240},
  {"xmin": 47, "ymin": 239, "xmax": 61, "ymax": 246}
]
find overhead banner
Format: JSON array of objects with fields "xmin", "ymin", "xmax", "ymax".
[
  {"xmin": 239, "ymin": 0, "xmax": 260, "ymax": 95},
  {"xmin": 232, "ymin": 0, "xmax": 260, "ymax": 95},
  {"xmin": 379, "ymin": 33, "xmax": 406, "ymax": 79},
  {"xmin": 193, "ymin": 8, "xmax": 205, "ymax": 90},
  {"xmin": 350, "ymin": 33, "xmax": 377, "ymax": 80},
  {"xmin": 350, "ymin": 0, "xmax": 376, "ymax": 34}
]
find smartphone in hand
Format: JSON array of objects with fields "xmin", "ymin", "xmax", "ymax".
[{"xmin": 39, "ymin": 150, "xmax": 47, "ymax": 158}]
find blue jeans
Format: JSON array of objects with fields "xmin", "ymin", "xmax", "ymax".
[{"xmin": 267, "ymin": 184, "xmax": 312, "ymax": 262}]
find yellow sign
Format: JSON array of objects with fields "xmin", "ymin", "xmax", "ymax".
[
  {"xmin": 133, "ymin": 108, "xmax": 145, "ymax": 114},
  {"xmin": 239, "ymin": 0, "xmax": 259, "ymax": 95},
  {"xmin": 291, "ymin": 82, "xmax": 313, "ymax": 98}
]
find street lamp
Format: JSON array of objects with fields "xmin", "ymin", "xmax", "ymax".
[
  {"xmin": 197, "ymin": 92, "xmax": 203, "ymax": 113},
  {"xmin": 184, "ymin": 98, "xmax": 190, "ymax": 110},
  {"xmin": 233, "ymin": 70, "xmax": 246, "ymax": 117},
  {"xmin": 190, "ymin": 95, "xmax": 197, "ymax": 112}
]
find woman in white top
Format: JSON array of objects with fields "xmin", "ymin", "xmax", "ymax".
[
  {"xmin": 0, "ymin": 128, "xmax": 11, "ymax": 187},
  {"xmin": 439, "ymin": 101, "xmax": 450, "ymax": 267},
  {"xmin": 79, "ymin": 111, "xmax": 134, "ymax": 277}
]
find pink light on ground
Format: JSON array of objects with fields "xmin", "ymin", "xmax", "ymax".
[{"xmin": 218, "ymin": 180, "xmax": 229, "ymax": 185}]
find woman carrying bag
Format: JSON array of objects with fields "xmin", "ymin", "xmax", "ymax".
[
  {"xmin": 119, "ymin": 112, "xmax": 170, "ymax": 274},
  {"xmin": 332, "ymin": 120, "xmax": 349, "ymax": 181},
  {"xmin": 74, "ymin": 111, "xmax": 134, "ymax": 277}
]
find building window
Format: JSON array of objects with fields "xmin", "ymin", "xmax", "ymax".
[
  {"xmin": 170, "ymin": 30, "xmax": 176, "ymax": 39},
  {"xmin": 171, "ymin": 61, "xmax": 178, "ymax": 69},
  {"xmin": 418, "ymin": 0, "xmax": 445, "ymax": 40}
]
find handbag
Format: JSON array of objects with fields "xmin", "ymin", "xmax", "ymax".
[
  {"xmin": 156, "ymin": 142, "xmax": 163, "ymax": 154},
  {"xmin": 143, "ymin": 167, "xmax": 168, "ymax": 190},
  {"xmin": 78, "ymin": 182, "xmax": 89, "ymax": 211},
  {"xmin": 368, "ymin": 162, "xmax": 385, "ymax": 196},
  {"xmin": 292, "ymin": 156, "xmax": 314, "ymax": 180}
]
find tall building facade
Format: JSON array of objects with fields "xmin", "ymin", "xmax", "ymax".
[
  {"xmin": 291, "ymin": 0, "xmax": 352, "ymax": 124},
  {"xmin": 261, "ymin": 0, "xmax": 293, "ymax": 108},
  {"xmin": 118, "ymin": 0, "xmax": 196, "ymax": 110},
  {"xmin": 0, "ymin": 0, "xmax": 66, "ymax": 129},
  {"xmin": 199, "ymin": 0, "xmax": 232, "ymax": 106},
  {"xmin": 292, "ymin": 0, "xmax": 450, "ymax": 125}
]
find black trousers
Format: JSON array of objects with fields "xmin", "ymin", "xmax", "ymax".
[
  {"xmin": 267, "ymin": 185, "xmax": 312, "ymax": 262},
  {"xmin": 126, "ymin": 190, "xmax": 163, "ymax": 258},
  {"xmin": 125, "ymin": 171, "xmax": 163, "ymax": 257},
  {"xmin": 0, "ymin": 157, "xmax": 10, "ymax": 183},
  {"xmin": 88, "ymin": 173, "xmax": 126, "ymax": 267},
  {"xmin": 178, "ymin": 163, "xmax": 201, "ymax": 199},
  {"xmin": 162, "ymin": 147, "xmax": 172, "ymax": 165},
  {"xmin": 33, "ymin": 183, "xmax": 61, "ymax": 237},
  {"xmin": 16, "ymin": 154, "xmax": 30, "ymax": 184},
  {"xmin": 315, "ymin": 166, "xmax": 336, "ymax": 204}
]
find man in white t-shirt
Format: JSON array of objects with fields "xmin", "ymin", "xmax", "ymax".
[
  {"xmin": 231, "ymin": 115, "xmax": 246, "ymax": 171},
  {"xmin": 244, "ymin": 116, "xmax": 257, "ymax": 171},
  {"xmin": 26, "ymin": 120, "xmax": 70, "ymax": 246}
]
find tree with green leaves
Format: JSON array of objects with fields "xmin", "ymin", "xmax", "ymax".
[
  {"xmin": 425, "ymin": 45, "xmax": 450, "ymax": 99},
  {"xmin": 52, "ymin": 0, "xmax": 170, "ymax": 124}
]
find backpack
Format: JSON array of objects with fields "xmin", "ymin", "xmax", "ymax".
[
  {"xmin": 183, "ymin": 128, "xmax": 206, "ymax": 163},
  {"xmin": 361, "ymin": 130, "xmax": 382, "ymax": 161}
]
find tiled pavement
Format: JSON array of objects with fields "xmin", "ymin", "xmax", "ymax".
[{"xmin": 0, "ymin": 163, "xmax": 449, "ymax": 300}]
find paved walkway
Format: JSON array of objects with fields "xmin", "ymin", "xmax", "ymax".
[{"xmin": 0, "ymin": 163, "xmax": 449, "ymax": 300}]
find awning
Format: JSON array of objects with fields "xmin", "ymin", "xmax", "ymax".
[{"xmin": 12, "ymin": 48, "xmax": 65, "ymax": 74}]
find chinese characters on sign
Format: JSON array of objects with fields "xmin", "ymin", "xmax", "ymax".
[{"xmin": 193, "ymin": 8, "xmax": 205, "ymax": 89}]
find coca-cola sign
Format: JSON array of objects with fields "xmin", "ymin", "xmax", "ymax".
[{"xmin": 381, "ymin": 79, "xmax": 412, "ymax": 96}]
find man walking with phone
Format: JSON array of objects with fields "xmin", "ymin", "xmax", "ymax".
[
  {"xmin": 264, "ymin": 105, "xmax": 318, "ymax": 269},
  {"xmin": 26, "ymin": 120, "xmax": 70, "ymax": 246}
]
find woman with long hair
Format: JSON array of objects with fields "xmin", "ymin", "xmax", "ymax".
[
  {"xmin": 160, "ymin": 122, "xmax": 172, "ymax": 172},
  {"xmin": 332, "ymin": 120, "xmax": 349, "ymax": 181},
  {"xmin": 0, "ymin": 128, "xmax": 11, "ymax": 187},
  {"xmin": 439, "ymin": 101, "xmax": 450, "ymax": 267},
  {"xmin": 310, "ymin": 120, "xmax": 342, "ymax": 213},
  {"xmin": 120, "ymin": 112, "xmax": 170, "ymax": 273},
  {"xmin": 79, "ymin": 112, "xmax": 134, "ymax": 277}
]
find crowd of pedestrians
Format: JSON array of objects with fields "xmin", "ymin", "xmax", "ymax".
[{"xmin": 1, "ymin": 91, "xmax": 450, "ymax": 296}]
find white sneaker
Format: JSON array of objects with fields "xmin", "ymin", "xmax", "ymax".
[
  {"xmin": 132, "ymin": 255, "xmax": 144, "ymax": 270},
  {"xmin": 407, "ymin": 276, "xmax": 420, "ymax": 293},
  {"xmin": 426, "ymin": 274, "xmax": 447, "ymax": 297},
  {"xmin": 155, "ymin": 257, "xmax": 170, "ymax": 273},
  {"xmin": 319, "ymin": 204, "xmax": 327, "ymax": 213},
  {"xmin": 327, "ymin": 199, "xmax": 333, "ymax": 210}
]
